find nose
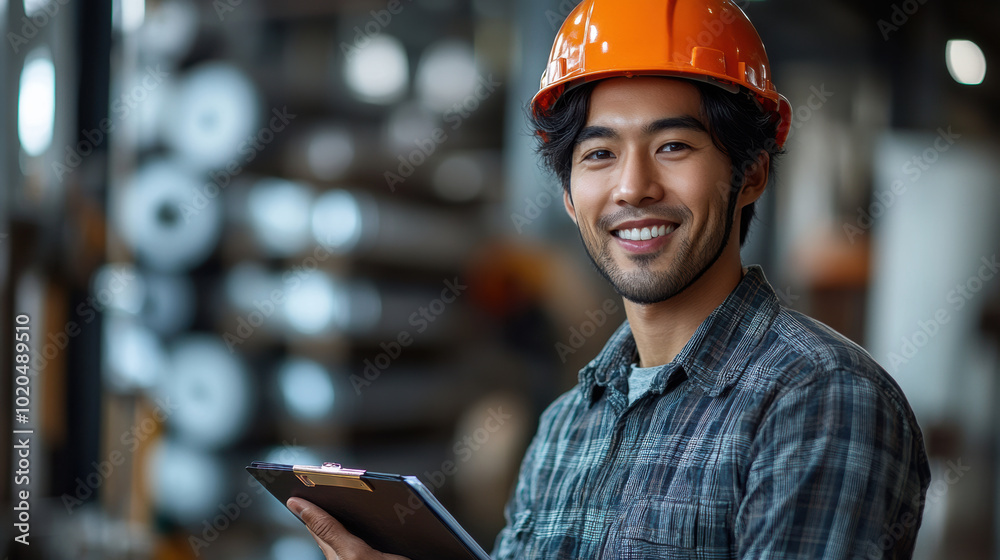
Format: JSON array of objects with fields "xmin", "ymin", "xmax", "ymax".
[{"xmin": 612, "ymin": 151, "xmax": 664, "ymax": 208}]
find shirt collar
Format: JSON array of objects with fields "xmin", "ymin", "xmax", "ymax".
[{"xmin": 578, "ymin": 265, "xmax": 780, "ymax": 403}]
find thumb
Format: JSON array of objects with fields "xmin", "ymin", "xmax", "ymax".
[
  {"xmin": 287, "ymin": 498, "xmax": 353, "ymax": 552},
  {"xmin": 287, "ymin": 497, "xmax": 408, "ymax": 560}
]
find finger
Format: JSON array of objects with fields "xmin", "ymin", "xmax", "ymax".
[
  {"xmin": 287, "ymin": 497, "xmax": 378, "ymax": 558},
  {"xmin": 306, "ymin": 528, "xmax": 340, "ymax": 560},
  {"xmin": 286, "ymin": 498, "xmax": 339, "ymax": 559}
]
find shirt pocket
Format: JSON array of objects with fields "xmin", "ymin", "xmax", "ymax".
[
  {"xmin": 602, "ymin": 497, "xmax": 734, "ymax": 560},
  {"xmin": 494, "ymin": 509, "xmax": 535, "ymax": 559}
]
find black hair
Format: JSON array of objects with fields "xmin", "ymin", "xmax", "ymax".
[{"xmin": 529, "ymin": 78, "xmax": 783, "ymax": 246}]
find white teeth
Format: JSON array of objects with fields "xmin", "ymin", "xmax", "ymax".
[{"xmin": 616, "ymin": 224, "xmax": 677, "ymax": 240}]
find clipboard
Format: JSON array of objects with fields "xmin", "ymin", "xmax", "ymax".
[{"xmin": 246, "ymin": 461, "xmax": 492, "ymax": 560}]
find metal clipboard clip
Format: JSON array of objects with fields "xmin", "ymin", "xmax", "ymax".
[{"xmin": 292, "ymin": 462, "xmax": 373, "ymax": 492}]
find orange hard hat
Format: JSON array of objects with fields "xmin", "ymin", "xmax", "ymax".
[{"xmin": 532, "ymin": 0, "xmax": 793, "ymax": 147}]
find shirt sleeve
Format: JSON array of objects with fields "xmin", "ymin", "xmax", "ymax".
[
  {"xmin": 491, "ymin": 396, "xmax": 557, "ymax": 560},
  {"xmin": 735, "ymin": 367, "xmax": 930, "ymax": 559},
  {"xmin": 491, "ymin": 440, "xmax": 533, "ymax": 559}
]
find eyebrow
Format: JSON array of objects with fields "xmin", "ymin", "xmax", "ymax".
[
  {"xmin": 574, "ymin": 116, "xmax": 708, "ymax": 145},
  {"xmin": 645, "ymin": 116, "xmax": 707, "ymax": 135}
]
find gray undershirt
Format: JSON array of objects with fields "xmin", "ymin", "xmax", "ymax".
[{"xmin": 628, "ymin": 363, "xmax": 661, "ymax": 405}]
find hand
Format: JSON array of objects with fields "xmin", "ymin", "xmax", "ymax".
[{"xmin": 287, "ymin": 497, "xmax": 412, "ymax": 560}]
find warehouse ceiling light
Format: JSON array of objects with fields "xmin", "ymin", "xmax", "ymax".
[
  {"xmin": 117, "ymin": 0, "xmax": 145, "ymax": 32},
  {"xmin": 278, "ymin": 358, "xmax": 337, "ymax": 421},
  {"xmin": 946, "ymin": 39, "xmax": 986, "ymax": 85},
  {"xmin": 103, "ymin": 318, "xmax": 166, "ymax": 392},
  {"xmin": 92, "ymin": 263, "xmax": 146, "ymax": 315},
  {"xmin": 248, "ymin": 178, "xmax": 314, "ymax": 257},
  {"xmin": 284, "ymin": 273, "xmax": 344, "ymax": 335},
  {"xmin": 160, "ymin": 336, "xmax": 252, "ymax": 448},
  {"xmin": 416, "ymin": 40, "xmax": 478, "ymax": 112},
  {"xmin": 17, "ymin": 47, "xmax": 55, "ymax": 157},
  {"xmin": 312, "ymin": 189, "xmax": 365, "ymax": 252},
  {"xmin": 343, "ymin": 34, "xmax": 409, "ymax": 104},
  {"xmin": 22, "ymin": 0, "xmax": 47, "ymax": 17},
  {"xmin": 134, "ymin": 71, "xmax": 173, "ymax": 150},
  {"xmin": 117, "ymin": 160, "xmax": 223, "ymax": 271},
  {"xmin": 139, "ymin": 0, "xmax": 198, "ymax": 61},
  {"xmin": 164, "ymin": 63, "xmax": 261, "ymax": 171},
  {"xmin": 146, "ymin": 439, "xmax": 225, "ymax": 522}
]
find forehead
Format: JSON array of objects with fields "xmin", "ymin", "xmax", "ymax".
[{"xmin": 585, "ymin": 77, "xmax": 704, "ymax": 127}]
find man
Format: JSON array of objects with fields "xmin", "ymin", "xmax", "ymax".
[{"xmin": 289, "ymin": 0, "xmax": 931, "ymax": 557}]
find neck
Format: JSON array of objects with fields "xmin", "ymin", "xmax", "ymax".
[{"xmin": 624, "ymin": 252, "xmax": 744, "ymax": 368}]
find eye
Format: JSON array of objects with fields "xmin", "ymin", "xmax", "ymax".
[
  {"xmin": 583, "ymin": 149, "xmax": 615, "ymax": 161},
  {"xmin": 658, "ymin": 142, "xmax": 690, "ymax": 153}
]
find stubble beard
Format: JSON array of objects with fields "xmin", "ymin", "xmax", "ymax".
[{"xmin": 578, "ymin": 190, "xmax": 738, "ymax": 305}]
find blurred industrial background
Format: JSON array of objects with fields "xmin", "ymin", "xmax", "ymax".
[{"xmin": 1, "ymin": 0, "xmax": 998, "ymax": 558}]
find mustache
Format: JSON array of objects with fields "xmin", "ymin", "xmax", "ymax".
[{"xmin": 596, "ymin": 206, "xmax": 692, "ymax": 231}]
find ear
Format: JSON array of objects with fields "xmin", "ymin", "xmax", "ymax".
[
  {"xmin": 562, "ymin": 189, "xmax": 578, "ymax": 225},
  {"xmin": 737, "ymin": 151, "xmax": 769, "ymax": 209}
]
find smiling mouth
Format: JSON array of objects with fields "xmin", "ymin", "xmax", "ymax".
[{"xmin": 612, "ymin": 224, "xmax": 677, "ymax": 241}]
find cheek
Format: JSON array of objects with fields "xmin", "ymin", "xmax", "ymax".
[
  {"xmin": 671, "ymin": 172, "xmax": 730, "ymax": 228},
  {"xmin": 568, "ymin": 176, "xmax": 607, "ymax": 218}
]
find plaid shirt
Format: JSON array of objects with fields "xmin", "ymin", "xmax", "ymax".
[{"xmin": 492, "ymin": 266, "xmax": 930, "ymax": 559}]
